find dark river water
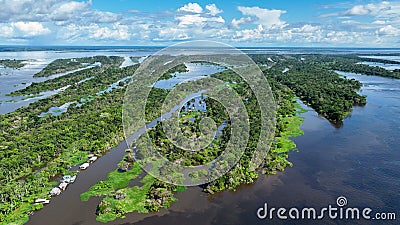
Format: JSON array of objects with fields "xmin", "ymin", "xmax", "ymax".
[{"xmin": 25, "ymin": 71, "xmax": 400, "ymax": 225}]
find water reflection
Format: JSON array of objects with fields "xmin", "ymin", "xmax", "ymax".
[
  {"xmin": 153, "ymin": 63, "xmax": 225, "ymax": 89},
  {"xmin": 359, "ymin": 61, "xmax": 400, "ymax": 71}
]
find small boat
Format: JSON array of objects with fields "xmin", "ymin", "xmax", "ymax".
[
  {"xmin": 80, "ymin": 163, "xmax": 90, "ymax": 170},
  {"xmin": 50, "ymin": 187, "xmax": 61, "ymax": 196},
  {"xmin": 58, "ymin": 182, "xmax": 68, "ymax": 191},
  {"xmin": 70, "ymin": 175, "xmax": 76, "ymax": 183},
  {"xmin": 89, "ymin": 156, "xmax": 98, "ymax": 163},
  {"xmin": 62, "ymin": 175, "xmax": 71, "ymax": 183},
  {"xmin": 34, "ymin": 198, "xmax": 50, "ymax": 204}
]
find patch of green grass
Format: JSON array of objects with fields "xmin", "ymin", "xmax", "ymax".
[
  {"xmin": 63, "ymin": 150, "xmax": 88, "ymax": 167},
  {"xmin": 274, "ymin": 101, "xmax": 306, "ymax": 153},
  {"xmin": 180, "ymin": 110, "xmax": 198, "ymax": 119},
  {"xmin": 175, "ymin": 186, "xmax": 187, "ymax": 192},
  {"xmin": 80, "ymin": 163, "xmax": 143, "ymax": 201},
  {"xmin": 264, "ymin": 101, "xmax": 307, "ymax": 175},
  {"xmin": 280, "ymin": 115, "xmax": 304, "ymax": 139},
  {"xmin": 294, "ymin": 103, "xmax": 308, "ymax": 114},
  {"xmin": 95, "ymin": 174, "xmax": 156, "ymax": 223}
]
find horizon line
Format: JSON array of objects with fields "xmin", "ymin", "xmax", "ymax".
[{"xmin": 0, "ymin": 45, "xmax": 400, "ymax": 50}]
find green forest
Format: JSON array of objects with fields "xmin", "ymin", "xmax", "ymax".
[
  {"xmin": 1, "ymin": 53, "xmax": 392, "ymax": 224},
  {"xmin": 251, "ymin": 54, "xmax": 367, "ymax": 122},
  {"xmin": 0, "ymin": 59, "xmax": 26, "ymax": 69},
  {"xmin": 33, "ymin": 56, "xmax": 124, "ymax": 77}
]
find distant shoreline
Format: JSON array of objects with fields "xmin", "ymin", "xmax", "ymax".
[{"xmin": 1, "ymin": 45, "xmax": 400, "ymax": 54}]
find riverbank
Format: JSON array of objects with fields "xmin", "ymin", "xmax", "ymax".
[{"xmin": 263, "ymin": 100, "xmax": 306, "ymax": 175}]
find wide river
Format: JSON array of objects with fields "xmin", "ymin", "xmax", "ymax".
[{"xmin": 1, "ymin": 49, "xmax": 399, "ymax": 225}]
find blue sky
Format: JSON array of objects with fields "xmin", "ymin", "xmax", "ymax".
[{"xmin": 0, "ymin": 0, "xmax": 399, "ymax": 47}]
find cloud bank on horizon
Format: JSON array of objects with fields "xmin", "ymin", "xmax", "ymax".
[{"xmin": 0, "ymin": 0, "xmax": 399, "ymax": 47}]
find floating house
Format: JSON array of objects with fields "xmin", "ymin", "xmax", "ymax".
[
  {"xmin": 80, "ymin": 162, "xmax": 90, "ymax": 170},
  {"xmin": 34, "ymin": 198, "xmax": 50, "ymax": 204},
  {"xmin": 50, "ymin": 187, "xmax": 61, "ymax": 196},
  {"xmin": 58, "ymin": 182, "xmax": 68, "ymax": 191},
  {"xmin": 89, "ymin": 156, "xmax": 98, "ymax": 163},
  {"xmin": 62, "ymin": 175, "xmax": 71, "ymax": 183},
  {"xmin": 70, "ymin": 175, "xmax": 76, "ymax": 183}
]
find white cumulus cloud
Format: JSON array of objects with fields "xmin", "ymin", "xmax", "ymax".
[
  {"xmin": 0, "ymin": 24, "xmax": 14, "ymax": 37},
  {"xmin": 230, "ymin": 17, "xmax": 252, "ymax": 29},
  {"xmin": 377, "ymin": 25, "xmax": 400, "ymax": 36},
  {"xmin": 178, "ymin": 3, "xmax": 203, "ymax": 13},
  {"xmin": 206, "ymin": 4, "xmax": 222, "ymax": 16},
  {"xmin": 90, "ymin": 23, "xmax": 130, "ymax": 41},
  {"xmin": 50, "ymin": 1, "xmax": 88, "ymax": 21},
  {"xmin": 237, "ymin": 6, "xmax": 286, "ymax": 28},
  {"xmin": 12, "ymin": 21, "xmax": 51, "ymax": 36},
  {"xmin": 343, "ymin": 5, "xmax": 372, "ymax": 16},
  {"xmin": 323, "ymin": 1, "xmax": 400, "ymax": 19},
  {"xmin": 176, "ymin": 14, "xmax": 224, "ymax": 26},
  {"xmin": 292, "ymin": 24, "xmax": 321, "ymax": 33}
]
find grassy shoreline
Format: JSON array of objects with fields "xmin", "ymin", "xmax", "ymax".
[{"xmin": 263, "ymin": 99, "xmax": 306, "ymax": 175}]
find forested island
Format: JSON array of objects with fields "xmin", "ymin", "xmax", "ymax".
[
  {"xmin": 33, "ymin": 56, "xmax": 124, "ymax": 77},
  {"xmin": 307, "ymin": 54, "xmax": 400, "ymax": 79},
  {"xmin": 0, "ymin": 53, "xmax": 397, "ymax": 224},
  {"xmin": 0, "ymin": 59, "xmax": 26, "ymax": 69},
  {"xmin": 251, "ymin": 55, "xmax": 367, "ymax": 122}
]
